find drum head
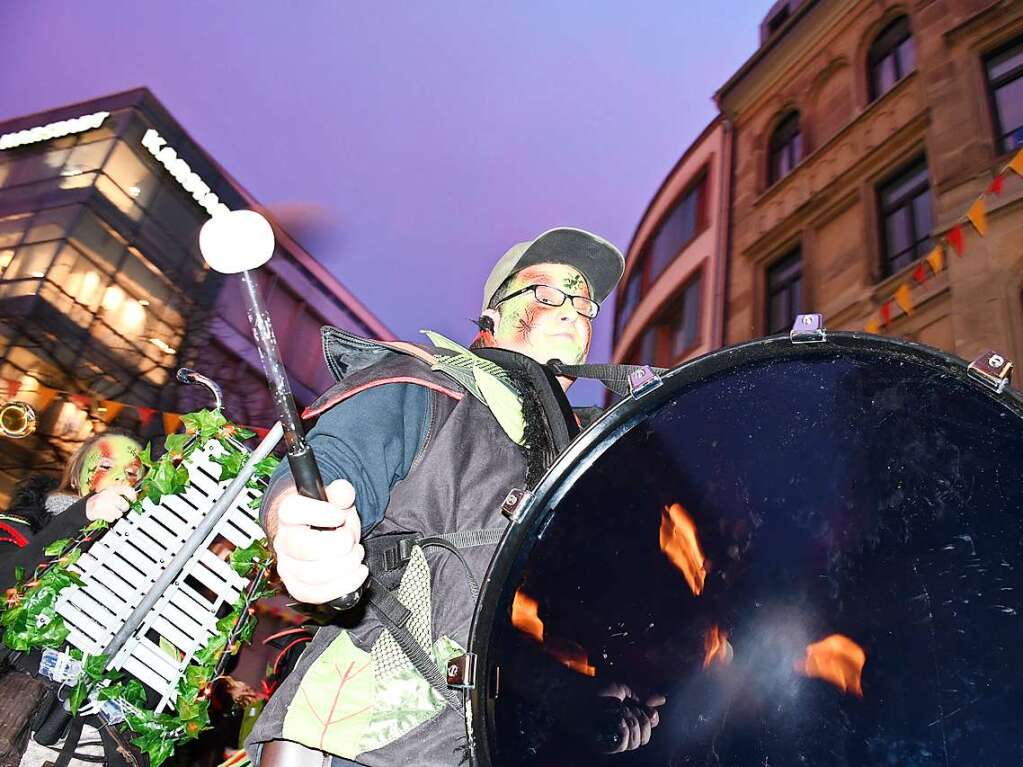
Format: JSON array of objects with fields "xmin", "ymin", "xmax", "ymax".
[{"xmin": 469, "ymin": 334, "xmax": 1023, "ymax": 766}]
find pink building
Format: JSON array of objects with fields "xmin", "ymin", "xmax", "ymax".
[{"xmin": 612, "ymin": 117, "xmax": 732, "ymax": 367}]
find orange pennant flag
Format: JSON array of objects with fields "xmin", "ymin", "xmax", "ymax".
[
  {"xmin": 4, "ymin": 378, "xmax": 21, "ymax": 400},
  {"xmin": 98, "ymin": 400, "xmax": 125, "ymax": 423},
  {"xmin": 163, "ymin": 412, "xmax": 183, "ymax": 434},
  {"xmin": 967, "ymin": 198, "xmax": 988, "ymax": 236},
  {"xmin": 865, "ymin": 319, "xmax": 881, "ymax": 335},
  {"xmin": 1009, "ymin": 148, "xmax": 1023, "ymax": 177},
  {"xmin": 926, "ymin": 245, "xmax": 944, "ymax": 274},
  {"xmin": 32, "ymin": 386, "xmax": 58, "ymax": 414},
  {"xmin": 894, "ymin": 284, "xmax": 914, "ymax": 316}
]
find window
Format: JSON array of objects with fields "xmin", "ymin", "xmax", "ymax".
[
  {"xmin": 766, "ymin": 249, "xmax": 803, "ymax": 334},
  {"xmin": 878, "ymin": 157, "xmax": 933, "ymax": 276},
  {"xmin": 614, "ymin": 170, "xmax": 708, "ymax": 341},
  {"xmin": 648, "ymin": 176, "xmax": 706, "ymax": 281},
  {"xmin": 768, "ymin": 112, "xmax": 802, "ymax": 184},
  {"xmin": 626, "ymin": 271, "xmax": 703, "ymax": 366},
  {"xmin": 767, "ymin": 6, "xmax": 790, "ymax": 37},
  {"xmin": 869, "ymin": 16, "xmax": 916, "ymax": 101},
  {"xmin": 986, "ymin": 36, "xmax": 1023, "ymax": 153}
]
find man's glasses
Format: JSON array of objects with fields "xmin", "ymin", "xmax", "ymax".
[{"xmin": 494, "ymin": 284, "xmax": 600, "ymax": 319}]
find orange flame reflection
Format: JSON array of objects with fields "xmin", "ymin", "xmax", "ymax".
[
  {"xmin": 703, "ymin": 625, "xmax": 733, "ymax": 669},
  {"xmin": 511, "ymin": 590, "xmax": 596, "ymax": 677},
  {"xmin": 796, "ymin": 634, "xmax": 866, "ymax": 697},
  {"xmin": 659, "ymin": 503, "xmax": 707, "ymax": 595},
  {"xmin": 511, "ymin": 590, "xmax": 544, "ymax": 642}
]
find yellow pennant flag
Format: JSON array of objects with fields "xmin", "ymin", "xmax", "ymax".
[
  {"xmin": 894, "ymin": 284, "xmax": 914, "ymax": 316},
  {"xmin": 98, "ymin": 400, "xmax": 125, "ymax": 423},
  {"xmin": 1010, "ymin": 148, "xmax": 1023, "ymax": 177},
  {"xmin": 967, "ymin": 197, "xmax": 988, "ymax": 236},
  {"xmin": 163, "ymin": 412, "xmax": 183, "ymax": 435},
  {"xmin": 926, "ymin": 245, "xmax": 944, "ymax": 274},
  {"xmin": 865, "ymin": 319, "xmax": 881, "ymax": 335}
]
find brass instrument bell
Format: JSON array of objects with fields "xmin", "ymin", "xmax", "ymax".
[{"xmin": 0, "ymin": 400, "xmax": 37, "ymax": 438}]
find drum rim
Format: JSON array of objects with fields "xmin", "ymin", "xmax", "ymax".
[{"xmin": 466, "ymin": 331, "xmax": 1023, "ymax": 765}]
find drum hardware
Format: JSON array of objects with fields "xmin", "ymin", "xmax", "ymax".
[
  {"xmin": 627, "ymin": 365, "xmax": 662, "ymax": 397},
  {"xmin": 446, "ymin": 653, "xmax": 477, "ymax": 689},
  {"xmin": 967, "ymin": 349, "xmax": 1014, "ymax": 393},
  {"xmin": 790, "ymin": 313, "xmax": 826, "ymax": 344},
  {"xmin": 501, "ymin": 488, "xmax": 532, "ymax": 522}
]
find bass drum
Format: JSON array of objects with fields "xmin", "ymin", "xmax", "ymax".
[{"xmin": 467, "ymin": 332, "xmax": 1023, "ymax": 767}]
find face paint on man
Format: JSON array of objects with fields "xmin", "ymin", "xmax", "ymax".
[
  {"xmin": 490, "ymin": 263, "xmax": 593, "ymax": 367},
  {"xmin": 78, "ymin": 435, "xmax": 143, "ymax": 494}
]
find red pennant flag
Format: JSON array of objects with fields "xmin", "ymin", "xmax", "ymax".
[
  {"xmin": 947, "ymin": 224, "xmax": 965, "ymax": 256},
  {"xmin": 136, "ymin": 406, "xmax": 158, "ymax": 427},
  {"xmin": 4, "ymin": 378, "xmax": 21, "ymax": 400},
  {"xmin": 69, "ymin": 394, "xmax": 92, "ymax": 410},
  {"xmin": 987, "ymin": 174, "xmax": 1005, "ymax": 196},
  {"xmin": 252, "ymin": 426, "xmax": 270, "ymax": 440},
  {"xmin": 880, "ymin": 302, "xmax": 892, "ymax": 326},
  {"xmin": 912, "ymin": 264, "xmax": 928, "ymax": 285}
]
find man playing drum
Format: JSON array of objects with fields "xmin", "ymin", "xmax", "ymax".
[{"xmin": 247, "ymin": 228, "xmax": 664, "ymax": 766}]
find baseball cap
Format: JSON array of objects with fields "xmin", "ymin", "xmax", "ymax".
[{"xmin": 481, "ymin": 227, "xmax": 625, "ymax": 314}]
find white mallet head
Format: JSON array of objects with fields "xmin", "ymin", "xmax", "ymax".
[{"xmin": 199, "ymin": 209, "xmax": 275, "ymax": 274}]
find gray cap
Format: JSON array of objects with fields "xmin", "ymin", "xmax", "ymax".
[{"xmin": 481, "ymin": 227, "xmax": 625, "ymax": 313}]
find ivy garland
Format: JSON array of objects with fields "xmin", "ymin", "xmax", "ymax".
[{"xmin": 0, "ymin": 409, "xmax": 279, "ymax": 767}]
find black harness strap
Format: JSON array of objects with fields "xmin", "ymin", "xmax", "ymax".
[{"xmin": 546, "ymin": 360, "xmax": 667, "ymax": 397}]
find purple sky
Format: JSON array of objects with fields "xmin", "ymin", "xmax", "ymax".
[{"xmin": 1, "ymin": 2, "xmax": 765, "ymax": 403}]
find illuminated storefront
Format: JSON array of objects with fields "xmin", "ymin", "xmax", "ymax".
[{"xmin": 0, "ymin": 89, "xmax": 391, "ymax": 500}]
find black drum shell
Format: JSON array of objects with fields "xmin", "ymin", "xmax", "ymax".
[{"xmin": 467, "ymin": 332, "xmax": 1023, "ymax": 767}]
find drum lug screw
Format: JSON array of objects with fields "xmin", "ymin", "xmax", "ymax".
[
  {"xmin": 967, "ymin": 350, "xmax": 1014, "ymax": 393},
  {"xmin": 628, "ymin": 366, "xmax": 662, "ymax": 398},
  {"xmin": 446, "ymin": 653, "xmax": 477, "ymax": 689},
  {"xmin": 501, "ymin": 488, "xmax": 532, "ymax": 522},
  {"xmin": 790, "ymin": 314, "xmax": 826, "ymax": 344}
]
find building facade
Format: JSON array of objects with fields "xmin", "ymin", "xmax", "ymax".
[
  {"xmin": 612, "ymin": 118, "xmax": 732, "ymax": 367},
  {"xmin": 716, "ymin": 0, "xmax": 1023, "ymax": 363},
  {"xmin": 0, "ymin": 89, "xmax": 391, "ymax": 501}
]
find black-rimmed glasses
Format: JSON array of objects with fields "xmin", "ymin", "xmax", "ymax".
[{"xmin": 494, "ymin": 284, "xmax": 599, "ymax": 319}]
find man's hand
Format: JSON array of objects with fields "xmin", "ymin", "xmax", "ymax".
[
  {"xmin": 272, "ymin": 479, "xmax": 368, "ymax": 604},
  {"xmin": 596, "ymin": 682, "xmax": 666, "ymax": 754},
  {"xmin": 85, "ymin": 484, "xmax": 136, "ymax": 523}
]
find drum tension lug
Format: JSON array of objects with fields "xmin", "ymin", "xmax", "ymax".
[
  {"xmin": 446, "ymin": 653, "xmax": 477, "ymax": 689},
  {"xmin": 501, "ymin": 488, "xmax": 531, "ymax": 522},
  {"xmin": 967, "ymin": 350, "xmax": 1014, "ymax": 393},
  {"xmin": 628, "ymin": 365, "xmax": 662, "ymax": 398},
  {"xmin": 790, "ymin": 314, "xmax": 826, "ymax": 344}
]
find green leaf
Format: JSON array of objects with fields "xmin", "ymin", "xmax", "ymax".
[
  {"xmin": 239, "ymin": 617, "xmax": 256, "ymax": 644},
  {"xmin": 44, "ymin": 538, "xmax": 71, "ymax": 556},
  {"xmin": 69, "ymin": 679, "xmax": 90, "ymax": 715},
  {"xmin": 183, "ymin": 663, "xmax": 210, "ymax": 691},
  {"xmin": 163, "ymin": 432, "xmax": 193, "ymax": 458},
  {"xmin": 181, "ymin": 409, "xmax": 227, "ymax": 441},
  {"xmin": 83, "ymin": 519, "xmax": 110, "ymax": 533},
  {"xmin": 14, "ymin": 566, "xmax": 24, "ymax": 585},
  {"xmin": 138, "ymin": 443, "xmax": 154, "ymax": 468},
  {"xmin": 253, "ymin": 455, "xmax": 279, "ymax": 478},
  {"xmin": 233, "ymin": 427, "xmax": 256, "ymax": 440},
  {"xmin": 229, "ymin": 541, "xmax": 269, "ymax": 576},
  {"xmin": 83, "ymin": 653, "xmax": 109, "ymax": 680},
  {"xmin": 123, "ymin": 679, "xmax": 147, "ymax": 707},
  {"xmin": 213, "ymin": 448, "xmax": 246, "ymax": 482}
]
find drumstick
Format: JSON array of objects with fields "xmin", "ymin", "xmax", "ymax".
[{"xmin": 199, "ymin": 210, "xmax": 361, "ymax": 611}]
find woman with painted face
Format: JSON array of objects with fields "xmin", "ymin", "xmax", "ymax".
[{"xmin": 0, "ymin": 431, "xmax": 143, "ymax": 591}]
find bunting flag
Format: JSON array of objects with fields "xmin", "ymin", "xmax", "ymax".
[
  {"xmin": 162, "ymin": 412, "xmax": 183, "ymax": 435},
  {"xmin": 136, "ymin": 406, "xmax": 158, "ymax": 428},
  {"xmin": 4, "ymin": 379, "xmax": 21, "ymax": 400},
  {"xmin": 251, "ymin": 426, "xmax": 271, "ymax": 440},
  {"xmin": 99, "ymin": 400, "xmax": 125, "ymax": 423},
  {"xmin": 862, "ymin": 148, "xmax": 1022, "ymax": 336},
  {"xmin": 33, "ymin": 386, "xmax": 58, "ymax": 415},
  {"xmin": 1011, "ymin": 149, "xmax": 1023, "ymax": 177},
  {"xmin": 966, "ymin": 198, "xmax": 988, "ymax": 236},
  {"xmin": 894, "ymin": 284, "xmax": 914, "ymax": 316},
  {"xmin": 947, "ymin": 224, "xmax": 965, "ymax": 256}
]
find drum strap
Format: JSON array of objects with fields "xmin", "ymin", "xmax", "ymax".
[{"xmin": 546, "ymin": 361, "xmax": 668, "ymax": 397}]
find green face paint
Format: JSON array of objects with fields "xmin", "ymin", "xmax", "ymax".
[
  {"xmin": 78, "ymin": 435, "xmax": 143, "ymax": 494},
  {"xmin": 492, "ymin": 264, "xmax": 592, "ymax": 366}
]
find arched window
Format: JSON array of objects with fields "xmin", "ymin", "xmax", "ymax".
[
  {"xmin": 869, "ymin": 16, "xmax": 915, "ymax": 101},
  {"xmin": 768, "ymin": 111, "xmax": 802, "ymax": 185}
]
